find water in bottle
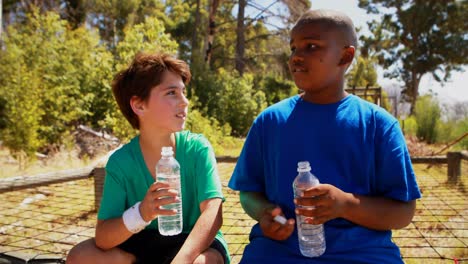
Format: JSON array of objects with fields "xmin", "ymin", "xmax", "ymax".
[
  {"xmin": 156, "ymin": 146, "xmax": 183, "ymax": 236},
  {"xmin": 293, "ymin": 161, "xmax": 326, "ymax": 257}
]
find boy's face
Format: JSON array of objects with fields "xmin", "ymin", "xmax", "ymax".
[
  {"xmin": 137, "ymin": 70, "xmax": 189, "ymax": 133},
  {"xmin": 289, "ymin": 22, "xmax": 348, "ymax": 97}
]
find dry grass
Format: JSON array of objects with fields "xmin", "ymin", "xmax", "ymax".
[{"xmin": 0, "ymin": 146, "xmax": 107, "ymax": 179}]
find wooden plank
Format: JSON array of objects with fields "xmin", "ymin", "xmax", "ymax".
[{"xmin": 410, "ymin": 156, "xmax": 447, "ymax": 164}]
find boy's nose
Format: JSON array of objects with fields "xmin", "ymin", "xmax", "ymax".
[
  {"xmin": 290, "ymin": 53, "xmax": 304, "ymax": 63},
  {"xmin": 180, "ymin": 94, "xmax": 189, "ymax": 107}
]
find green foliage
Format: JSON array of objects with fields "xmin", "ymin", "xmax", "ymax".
[
  {"xmin": 0, "ymin": 7, "xmax": 113, "ymax": 157},
  {"xmin": 185, "ymin": 108, "xmax": 237, "ymax": 155},
  {"xmin": 257, "ymin": 75, "xmax": 298, "ymax": 105},
  {"xmin": 115, "ymin": 16, "xmax": 178, "ymax": 69},
  {"xmin": 414, "ymin": 95, "xmax": 441, "ymax": 143},
  {"xmin": 379, "ymin": 90, "xmax": 392, "ymax": 114},
  {"xmin": 346, "ymin": 56, "xmax": 378, "ymax": 87},
  {"xmin": 192, "ymin": 69, "xmax": 267, "ymax": 137},
  {"xmin": 0, "ymin": 60, "xmax": 43, "ymax": 157},
  {"xmin": 400, "ymin": 116, "xmax": 418, "ymax": 137},
  {"xmin": 436, "ymin": 118, "xmax": 468, "ymax": 150}
]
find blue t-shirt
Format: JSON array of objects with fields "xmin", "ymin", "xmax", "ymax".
[{"xmin": 228, "ymin": 95, "xmax": 421, "ymax": 263}]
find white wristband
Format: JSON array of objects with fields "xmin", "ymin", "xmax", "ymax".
[{"xmin": 122, "ymin": 202, "xmax": 151, "ymax": 233}]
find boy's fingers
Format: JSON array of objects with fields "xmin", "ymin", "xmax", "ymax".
[
  {"xmin": 149, "ymin": 181, "xmax": 170, "ymax": 192},
  {"xmin": 270, "ymin": 207, "xmax": 282, "ymax": 217},
  {"xmin": 302, "ymin": 185, "xmax": 329, "ymax": 197},
  {"xmin": 276, "ymin": 221, "xmax": 295, "ymax": 237},
  {"xmin": 295, "ymin": 196, "xmax": 321, "ymax": 207}
]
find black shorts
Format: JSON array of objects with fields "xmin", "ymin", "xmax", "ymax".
[{"xmin": 117, "ymin": 229, "xmax": 228, "ymax": 264}]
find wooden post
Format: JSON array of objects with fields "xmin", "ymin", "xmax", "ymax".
[
  {"xmin": 92, "ymin": 167, "xmax": 106, "ymax": 212},
  {"xmin": 447, "ymin": 152, "xmax": 461, "ymax": 183}
]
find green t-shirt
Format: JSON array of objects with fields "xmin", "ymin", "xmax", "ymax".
[{"xmin": 98, "ymin": 130, "xmax": 229, "ymax": 260}]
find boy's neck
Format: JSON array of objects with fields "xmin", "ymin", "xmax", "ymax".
[
  {"xmin": 139, "ymin": 129, "xmax": 176, "ymax": 156},
  {"xmin": 301, "ymin": 89, "xmax": 348, "ymax": 104}
]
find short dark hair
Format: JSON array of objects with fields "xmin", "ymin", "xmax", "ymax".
[
  {"xmin": 112, "ymin": 53, "xmax": 191, "ymax": 129},
  {"xmin": 293, "ymin": 9, "xmax": 358, "ymax": 48}
]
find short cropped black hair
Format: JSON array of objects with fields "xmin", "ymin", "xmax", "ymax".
[{"xmin": 293, "ymin": 9, "xmax": 358, "ymax": 48}]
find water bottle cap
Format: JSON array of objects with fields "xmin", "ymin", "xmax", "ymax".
[
  {"xmin": 297, "ymin": 161, "xmax": 311, "ymax": 172},
  {"xmin": 161, "ymin": 146, "xmax": 174, "ymax": 156}
]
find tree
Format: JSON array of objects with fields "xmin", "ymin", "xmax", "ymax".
[
  {"xmin": 0, "ymin": 7, "xmax": 113, "ymax": 158},
  {"xmin": 346, "ymin": 56, "xmax": 378, "ymax": 87},
  {"xmin": 358, "ymin": 0, "xmax": 468, "ymax": 113}
]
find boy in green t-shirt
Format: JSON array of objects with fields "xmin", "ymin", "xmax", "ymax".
[{"xmin": 67, "ymin": 53, "xmax": 229, "ymax": 264}]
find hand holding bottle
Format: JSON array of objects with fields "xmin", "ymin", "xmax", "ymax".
[
  {"xmin": 294, "ymin": 183, "xmax": 350, "ymax": 225},
  {"xmin": 293, "ymin": 161, "xmax": 326, "ymax": 257},
  {"xmin": 139, "ymin": 181, "xmax": 180, "ymax": 222},
  {"xmin": 259, "ymin": 207, "xmax": 295, "ymax": 241}
]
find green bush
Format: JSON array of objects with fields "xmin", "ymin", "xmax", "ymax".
[
  {"xmin": 192, "ymin": 69, "xmax": 267, "ymax": 137},
  {"xmin": 436, "ymin": 117, "xmax": 468, "ymax": 150},
  {"xmin": 257, "ymin": 75, "xmax": 298, "ymax": 105},
  {"xmin": 0, "ymin": 8, "xmax": 114, "ymax": 157},
  {"xmin": 185, "ymin": 108, "xmax": 237, "ymax": 155},
  {"xmin": 414, "ymin": 95, "xmax": 441, "ymax": 143},
  {"xmin": 400, "ymin": 116, "xmax": 418, "ymax": 137}
]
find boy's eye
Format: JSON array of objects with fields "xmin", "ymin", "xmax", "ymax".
[
  {"xmin": 307, "ymin": 44, "xmax": 317, "ymax": 49},
  {"xmin": 166, "ymin": 90, "xmax": 176, "ymax": 95}
]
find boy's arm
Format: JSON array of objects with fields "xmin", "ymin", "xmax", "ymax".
[
  {"xmin": 172, "ymin": 198, "xmax": 223, "ymax": 263},
  {"xmin": 240, "ymin": 191, "xmax": 275, "ymax": 221},
  {"xmin": 296, "ymin": 184, "xmax": 416, "ymax": 230},
  {"xmin": 240, "ymin": 191, "xmax": 295, "ymax": 240},
  {"xmin": 95, "ymin": 218, "xmax": 133, "ymax": 250},
  {"xmin": 95, "ymin": 182, "xmax": 178, "ymax": 250},
  {"xmin": 344, "ymin": 193, "xmax": 416, "ymax": 230}
]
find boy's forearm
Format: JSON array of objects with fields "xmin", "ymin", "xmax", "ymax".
[
  {"xmin": 240, "ymin": 191, "xmax": 276, "ymax": 221},
  {"xmin": 174, "ymin": 198, "xmax": 223, "ymax": 262},
  {"xmin": 343, "ymin": 194, "xmax": 416, "ymax": 230},
  {"xmin": 95, "ymin": 218, "xmax": 133, "ymax": 250}
]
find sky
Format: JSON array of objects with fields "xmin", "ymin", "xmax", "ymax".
[{"xmin": 263, "ymin": 0, "xmax": 467, "ymax": 103}]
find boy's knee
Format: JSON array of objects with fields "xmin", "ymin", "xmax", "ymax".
[
  {"xmin": 66, "ymin": 239, "xmax": 94, "ymax": 264},
  {"xmin": 66, "ymin": 244, "xmax": 84, "ymax": 264},
  {"xmin": 193, "ymin": 248, "xmax": 224, "ymax": 264}
]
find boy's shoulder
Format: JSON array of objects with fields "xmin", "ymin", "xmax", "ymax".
[
  {"xmin": 257, "ymin": 95, "xmax": 299, "ymax": 117},
  {"xmin": 177, "ymin": 130, "xmax": 208, "ymax": 144},
  {"xmin": 349, "ymin": 95, "xmax": 397, "ymax": 121},
  {"xmin": 107, "ymin": 137, "xmax": 137, "ymax": 164},
  {"xmin": 177, "ymin": 130, "xmax": 212, "ymax": 152}
]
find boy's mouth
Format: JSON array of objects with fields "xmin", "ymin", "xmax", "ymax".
[
  {"xmin": 175, "ymin": 112, "xmax": 187, "ymax": 119},
  {"xmin": 292, "ymin": 68, "xmax": 307, "ymax": 73},
  {"xmin": 292, "ymin": 65, "xmax": 307, "ymax": 73}
]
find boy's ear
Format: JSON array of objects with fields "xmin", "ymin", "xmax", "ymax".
[
  {"xmin": 130, "ymin": 96, "xmax": 145, "ymax": 116},
  {"xmin": 339, "ymin": 46, "xmax": 355, "ymax": 66}
]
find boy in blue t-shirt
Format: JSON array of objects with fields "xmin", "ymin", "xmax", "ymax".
[{"xmin": 228, "ymin": 9, "xmax": 421, "ymax": 263}]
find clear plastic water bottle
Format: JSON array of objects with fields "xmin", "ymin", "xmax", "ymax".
[
  {"xmin": 156, "ymin": 146, "xmax": 182, "ymax": 236},
  {"xmin": 293, "ymin": 161, "xmax": 326, "ymax": 257}
]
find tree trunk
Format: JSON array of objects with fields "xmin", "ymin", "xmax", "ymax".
[
  {"xmin": 409, "ymin": 72, "xmax": 421, "ymax": 115},
  {"xmin": 64, "ymin": 0, "xmax": 87, "ymax": 29},
  {"xmin": 191, "ymin": 0, "xmax": 201, "ymax": 65},
  {"xmin": 235, "ymin": 0, "xmax": 246, "ymax": 75},
  {"xmin": 204, "ymin": 0, "xmax": 220, "ymax": 65}
]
